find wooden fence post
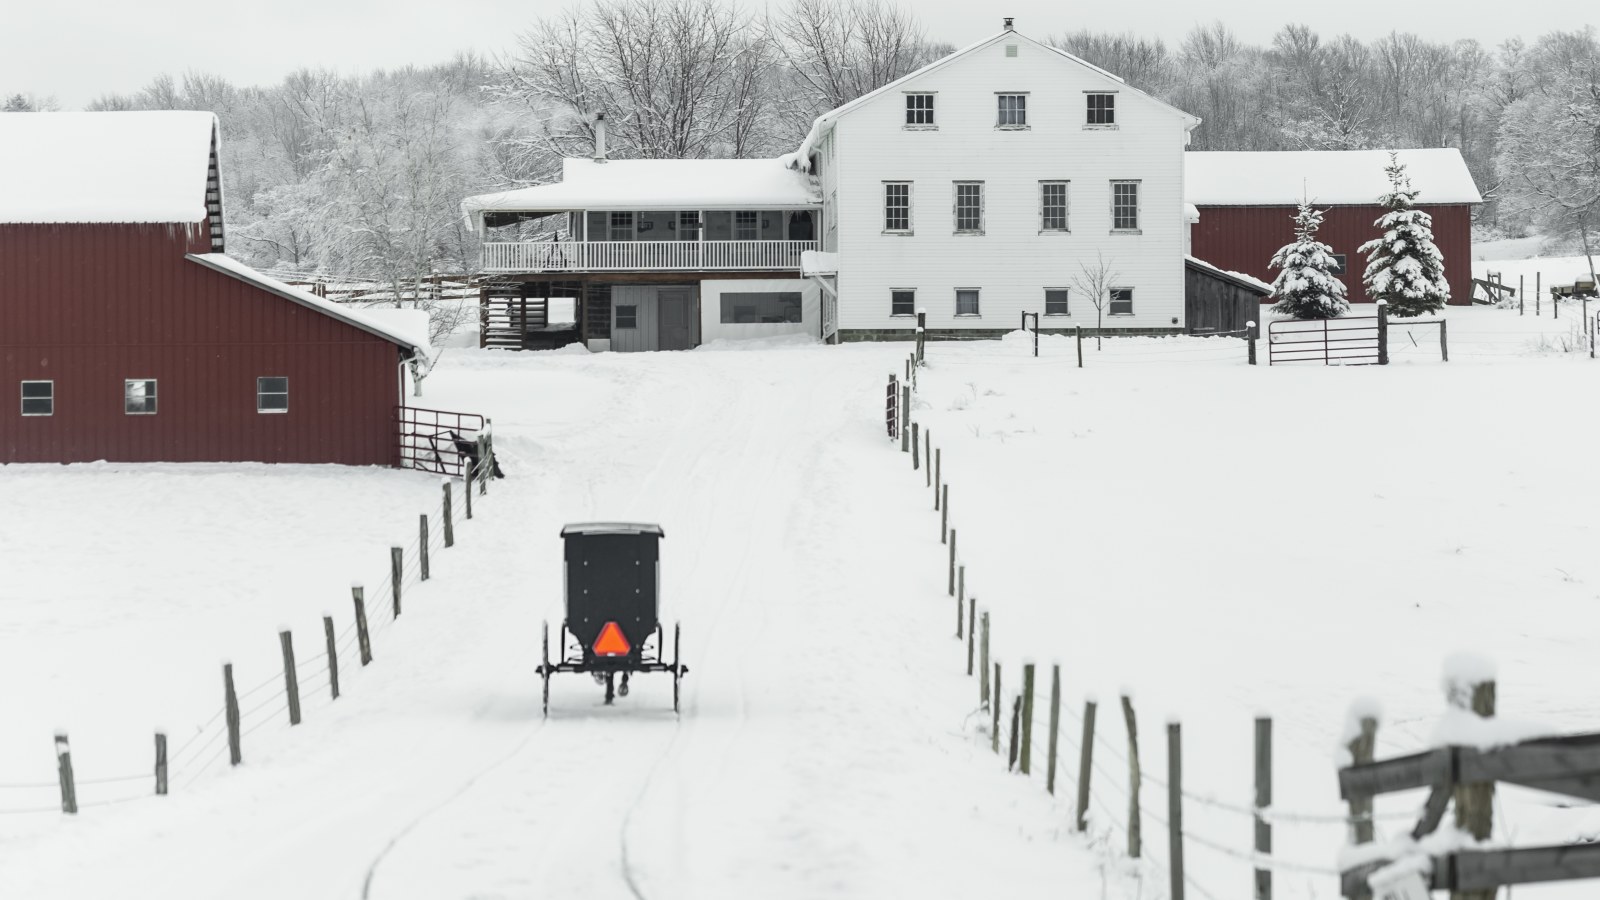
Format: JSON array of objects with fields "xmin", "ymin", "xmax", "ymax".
[
  {"xmin": 979, "ymin": 612, "xmax": 991, "ymax": 707},
  {"xmin": 901, "ymin": 386, "xmax": 910, "ymax": 452},
  {"xmin": 1376, "ymin": 301, "xmax": 1389, "ymax": 365},
  {"xmin": 352, "ymin": 586, "xmax": 372, "ymax": 665},
  {"xmin": 992, "ymin": 663, "xmax": 1003, "ymax": 754},
  {"xmin": 1020, "ymin": 663, "xmax": 1035, "ymax": 775},
  {"xmin": 465, "ymin": 468, "xmax": 474, "ymax": 520},
  {"xmin": 55, "ymin": 733, "xmax": 76, "ymax": 814},
  {"xmin": 1076, "ymin": 700, "xmax": 1096, "ymax": 831},
  {"xmin": 934, "ymin": 449, "xmax": 941, "ymax": 504},
  {"xmin": 280, "ymin": 630, "xmax": 302, "ymax": 726},
  {"xmin": 391, "ymin": 547, "xmax": 403, "ymax": 617},
  {"xmin": 956, "ymin": 566, "xmax": 965, "ymax": 639},
  {"xmin": 1077, "ymin": 324, "xmax": 1084, "ymax": 368},
  {"xmin": 224, "ymin": 662, "xmax": 241, "ymax": 766},
  {"xmin": 940, "ymin": 485, "xmax": 949, "ymax": 543},
  {"xmin": 966, "ymin": 597, "xmax": 976, "ymax": 676},
  {"xmin": 1169, "ymin": 721, "xmax": 1186, "ymax": 900},
  {"xmin": 886, "ymin": 374, "xmax": 897, "ymax": 439},
  {"xmin": 1451, "ymin": 674, "xmax": 1497, "ymax": 900},
  {"xmin": 912, "ymin": 422, "xmax": 920, "ymax": 470},
  {"xmin": 1046, "ymin": 665, "xmax": 1061, "ymax": 795},
  {"xmin": 916, "ymin": 311, "xmax": 926, "ymax": 365},
  {"xmin": 1255, "ymin": 715, "xmax": 1273, "ymax": 900},
  {"xmin": 1123, "ymin": 695, "xmax": 1143, "ymax": 858},
  {"xmin": 1248, "ymin": 320, "xmax": 1258, "ymax": 366},
  {"xmin": 1440, "ymin": 319, "xmax": 1449, "ymax": 362},
  {"xmin": 1537, "ymin": 272, "xmax": 1541, "ymax": 315},
  {"xmin": 947, "ymin": 529, "xmax": 957, "ymax": 596},
  {"xmin": 924, "ymin": 430, "xmax": 931, "ymax": 485},
  {"xmin": 323, "ymin": 615, "xmax": 340, "ymax": 700},
  {"xmin": 1347, "ymin": 715, "xmax": 1378, "ymax": 844},
  {"xmin": 442, "ymin": 482, "xmax": 454, "ymax": 548},
  {"xmin": 419, "ymin": 515, "xmax": 430, "ymax": 582},
  {"xmin": 155, "ymin": 731, "xmax": 168, "ymax": 796},
  {"xmin": 1520, "ymin": 274, "xmax": 1525, "ymax": 315},
  {"xmin": 1008, "ymin": 696, "xmax": 1023, "ymax": 769}
]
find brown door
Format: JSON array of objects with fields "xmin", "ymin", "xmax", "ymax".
[{"xmin": 658, "ymin": 288, "xmax": 695, "ymax": 351}]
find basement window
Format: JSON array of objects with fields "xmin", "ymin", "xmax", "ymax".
[
  {"xmin": 1045, "ymin": 288, "xmax": 1070, "ymax": 316},
  {"xmin": 891, "ymin": 289, "xmax": 916, "ymax": 317},
  {"xmin": 21, "ymin": 380, "xmax": 53, "ymax": 416},
  {"xmin": 125, "ymin": 379, "xmax": 157, "ymax": 415},
  {"xmin": 257, "ymin": 377, "xmax": 289, "ymax": 414},
  {"xmin": 1109, "ymin": 288, "xmax": 1134, "ymax": 316}
]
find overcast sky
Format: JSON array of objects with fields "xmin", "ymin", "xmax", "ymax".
[{"xmin": 3, "ymin": 0, "xmax": 1588, "ymax": 109}]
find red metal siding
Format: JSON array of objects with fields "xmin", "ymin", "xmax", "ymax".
[
  {"xmin": 1190, "ymin": 204, "xmax": 1475, "ymax": 306},
  {"xmin": 1, "ymin": 223, "xmax": 403, "ymax": 465}
]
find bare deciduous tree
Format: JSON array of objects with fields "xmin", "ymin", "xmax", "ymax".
[{"xmin": 1070, "ymin": 253, "xmax": 1122, "ymax": 350}]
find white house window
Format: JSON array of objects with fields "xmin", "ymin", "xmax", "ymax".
[
  {"xmin": 616, "ymin": 305, "xmax": 638, "ymax": 329},
  {"xmin": 609, "ymin": 211, "xmax": 634, "ymax": 241},
  {"xmin": 891, "ymin": 289, "xmax": 916, "ymax": 317},
  {"xmin": 678, "ymin": 211, "xmax": 701, "ymax": 241},
  {"xmin": 1040, "ymin": 181, "xmax": 1069, "ymax": 231},
  {"xmin": 953, "ymin": 182, "xmax": 984, "ymax": 234},
  {"xmin": 883, "ymin": 182, "xmax": 912, "ymax": 233},
  {"xmin": 905, "ymin": 93, "xmax": 935, "ymax": 126},
  {"xmin": 1087, "ymin": 92, "xmax": 1116, "ymax": 126},
  {"xmin": 997, "ymin": 94, "xmax": 1028, "ymax": 127},
  {"xmin": 721, "ymin": 292, "xmax": 802, "ymax": 324},
  {"xmin": 1109, "ymin": 288, "xmax": 1134, "ymax": 316},
  {"xmin": 125, "ymin": 379, "xmax": 157, "ymax": 415},
  {"xmin": 735, "ymin": 211, "xmax": 759, "ymax": 240},
  {"xmin": 955, "ymin": 288, "xmax": 981, "ymax": 317},
  {"xmin": 20, "ymin": 380, "xmax": 52, "ymax": 416},
  {"xmin": 257, "ymin": 377, "xmax": 288, "ymax": 413},
  {"xmin": 1111, "ymin": 181, "xmax": 1140, "ymax": 231},
  {"xmin": 1045, "ymin": 288, "xmax": 1070, "ymax": 316}
]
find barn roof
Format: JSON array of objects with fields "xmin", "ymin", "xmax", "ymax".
[
  {"xmin": 1185, "ymin": 255, "xmax": 1273, "ymax": 296},
  {"xmin": 463, "ymin": 158, "xmax": 820, "ymax": 218},
  {"xmin": 1185, "ymin": 149, "xmax": 1482, "ymax": 206},
  {"xmin": 187, "ymin": 254, "xmax": 429, "ymax": 357},
  {"xmin": 0, "ymin": 111, "xmax": 218, "ymax": 224}
]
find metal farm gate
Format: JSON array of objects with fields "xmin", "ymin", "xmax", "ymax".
[{"xmin": 1267, "ymin": 316, "xmax": 1384, "ymax": 365}]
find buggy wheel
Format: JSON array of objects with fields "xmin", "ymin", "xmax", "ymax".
[
  {"xmin": 541, "ymin": 620, "xmax": 550, "ymax": 717},
  {"xmin": 673, "ymin": 623, "xmax": 682, "ymax": 714}
]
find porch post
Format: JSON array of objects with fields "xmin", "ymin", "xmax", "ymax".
[{"xmin": 699, "ymin": 209, "xmax": 705, "ymax": 269}]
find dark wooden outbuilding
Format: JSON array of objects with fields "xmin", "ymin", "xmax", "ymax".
[
  {"xmin": 0, "ymin": 112, "xmax": 425, "ymax": 466},
  {"xmin": 1184, "ymin": 256, "xmax": 1272, "ymax": 334},
  {"xmin": 1187, "ymin": 149, "xmax": 1481, "ymax": 306}
]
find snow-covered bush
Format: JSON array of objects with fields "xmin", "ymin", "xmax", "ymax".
[
  {"xmin": 1268, "ymin": 201, "xmax": 1349, "ymax": 319},
  {"xmin": 1359, "ymin": 153, "xmax": 1450, "ymax": 317}
]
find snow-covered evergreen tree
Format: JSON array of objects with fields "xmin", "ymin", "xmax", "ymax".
[
  {"xmin": 1359, "ymin": 153, "xmax": 1450, "ymax": 317},
  {"xmin": 1268, "ymin": 201, "xmax": 1349, "ymax": 319}
]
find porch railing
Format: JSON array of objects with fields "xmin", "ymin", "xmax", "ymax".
[{"xmin": 482, "ymin": 240, "xmax": 818, "ymax": 273}]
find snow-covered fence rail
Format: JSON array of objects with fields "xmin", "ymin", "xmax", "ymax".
[
  {"xmin": 884, "ymin": 371, "xmax": 1420, "ymax": 900},
  {"xmin": 0, "ymin": 460, "xmax": 504, "ymax": 819}
]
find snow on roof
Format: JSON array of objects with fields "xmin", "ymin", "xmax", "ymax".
[
  {"xmin": 463, "ymin": 158, "xmax": 820, "ymax": 217},
  {"xmin": 784, "ymin": 29, "xmax": 1198, "ymax": 172},
  {"xmin": 1186, "ymin": 255, "xmax": 1274, "ymax": 296},
  {"xmin": 1185, "ymin": 149, "xmax": 1483, "ymax": 206},
  {"xmin": 186, "ymin": 254, "xmax": 429, "ymax": 356},
  {"xmin": 0, "ymin": 111, "xmax": 217, "ymax": 224}
]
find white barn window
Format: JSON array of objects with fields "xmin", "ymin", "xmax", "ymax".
[
  {"xmin": 997, "ymin": 94, "xmax": 1028, "ymax": 128},
  {"xmin": 883, "ymin": 182, "xmax": 913, "ymax": 233},
  {"xmin": 1045, "ymin": 288, "xmax": 1070, "ymax": 316},
  {"xmin": 891, "ymin": 289, "xmax": 916, "ymax": 317},
  {"xmin": 1086, "ymin": 92, "xmax": 1117, "ymax": 126},
  {"xmin": 953, "ymin": 182, "xmax": 984, "ymax": 234},
  {"xmin": 1040, "ymin": 181, "xmax": 1069, "ymax": 232},
  {"xmin": 955, "ymin": 288, "xmax": 981, "ymax": 317},
  {"xmin": 905, "ymin": 93, "xmax": 935, "ymax": 127},
  {"xmin": 1109, "ymin": 288, "xmax": 1134, "ymax": 316},
  {"xmin": 125, "ymin": 379, "xmax": 157, "ymax": 415},
  {"xmin": 21, "ymin": 380, "xmax": 52, "ymax": 416},
  {"xmin": 1111, "ymin": 181, "xmax": 1140, "ymax": 232}
]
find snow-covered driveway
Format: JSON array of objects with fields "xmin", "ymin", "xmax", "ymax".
[{"xmin": 4, "ymin": 343, "xmax": 1095, "ymax": 899}]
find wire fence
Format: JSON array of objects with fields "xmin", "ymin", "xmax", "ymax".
[
  {"xmin": 1, "ymin": 446, "xmax": 501, "ymax": 818},
  {"xmin": 883, "ymin": 362, "xmax": 1436, "ymax": 900}
]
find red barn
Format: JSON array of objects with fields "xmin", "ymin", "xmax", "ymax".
[
  {"xmin": 0, "ymin": 111, "xmax": 427, "ymax": 466},
  {"xmin": 1186, "ymin": 149, "xmax": 1481, "ymax": 306}
]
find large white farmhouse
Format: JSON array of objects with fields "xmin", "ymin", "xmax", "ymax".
[{"xmin": 462, "ymin": 20, "xmax": 1214, "ymax": 351}]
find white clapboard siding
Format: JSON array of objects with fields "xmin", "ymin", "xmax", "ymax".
[{"xmin": 825, "ymin": 32, "xmax": 1195, "ymax": 332}]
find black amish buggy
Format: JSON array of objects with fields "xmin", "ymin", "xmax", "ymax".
[{"xmin": 537, "ymin": 523, "xmax": 687, "ymax": 715}]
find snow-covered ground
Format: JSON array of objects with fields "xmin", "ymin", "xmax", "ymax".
[{"xmin": 4, "ymin": 288, "xmax": 1598, "ymax": 899}]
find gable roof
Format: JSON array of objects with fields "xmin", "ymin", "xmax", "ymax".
[
  {"xmin": 783, "ymin": 28, "xmax": 1200, "ymax": 171},
  {"xmin": 462, "ymin": 157, "xmax": 819, "ymax": 217},
  {"xmin": 187, "ymin": 254, "xmax": 428, "ymax": 357},
  {"xmin": 0, "ymin": 111, "xmax": 218, "ymax": 224},
  {"xmin": 1186, "ymin": 255, "xmax": 1273, "ymax": 296},
  {"xmin": 1185, "ymin": 149, "xmax": 1483, "ymax": 206}
]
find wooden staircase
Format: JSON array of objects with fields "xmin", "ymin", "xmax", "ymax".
[
  {"xmin": 206, "ymin": 125, "xmax": 225, "ymax": 252},
  {"xmin": 481, "ymin": 295, "xmax": 549, "ymax": 350}
]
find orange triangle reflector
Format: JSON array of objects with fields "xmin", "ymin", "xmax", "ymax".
[{"xmin": 593, "ymin": 621, "xmax": 631, "ymax": 656}]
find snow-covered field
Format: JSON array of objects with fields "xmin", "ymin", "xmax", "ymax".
[{"xmin": 3, "ymin": 291, "xmax": 1597, "ymax": 898}]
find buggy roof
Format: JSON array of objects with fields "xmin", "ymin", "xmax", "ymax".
[{"xmin": 561, "ymin": 522, "xmax": 665, "ymax": 538}]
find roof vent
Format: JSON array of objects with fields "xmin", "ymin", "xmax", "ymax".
[
  {"xmin": 1003, "ymin": 17, "xmax": 1014, "ymax": 31},
  {"xmin": 1006, "ymin": 44, "xmax": 1018, "ymax": 57}
]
